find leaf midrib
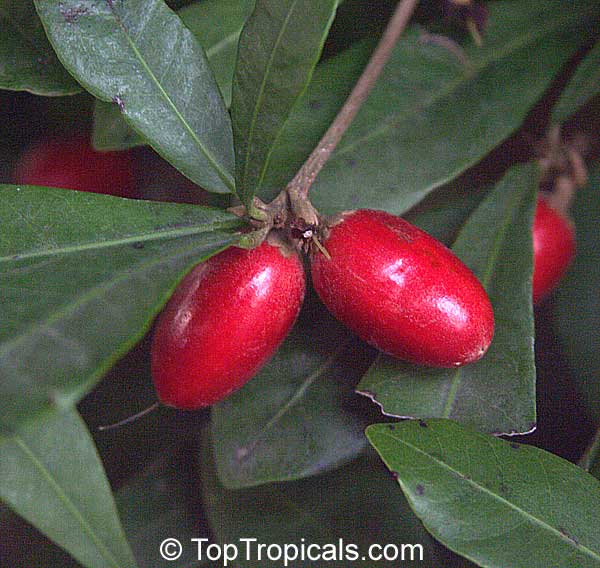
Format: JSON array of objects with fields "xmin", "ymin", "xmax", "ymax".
[
  {"xmin": 378, "ymin": 430, "xmax": 600, "ymax": 563},
  {"xmin": 236, "ymin": 338, "xmax": 351, "ymax": 460},
  {"xmin": 254, "ymin": 1, "xmax": 337, "ymax": 196},
  {"xmin": 238, "ymin": 0, "xmax": 300, "ymax": 198},
  {"xmin": 206, "ymin": 29, "xmax": 242, "ymax": 59},
  {"xmin": 0, "ymin": 221, "xmax": 241, "ymax": 264},
  {"xmin": 332, "ymin": 9, "xmax": 590, "ymax": 159},
  {"xmin": 12, "ymin": 435, "xmax": 129, "ymax": 568},
  {"xmin": 440, "ymin": 175, "xmax": 533, "ymax": 420},
  {"xmin": 104, "ymin": 1, "xmax": 235, "ymax": 192}
]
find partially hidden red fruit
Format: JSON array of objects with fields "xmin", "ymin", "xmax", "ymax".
[
  {"xmin": 13, "ymin": 135, "xmax": 135, "ymax": 197},
  {"xmin": 311, "ymin": 209, "xmax": 494, "ymax": 367},
  {"xmin": 532, "ymin": 195, "xmax": 575, "ymax": 305},
  {"xmin": 151, "ymin": 240, "xmax": 305, "ymax": 409}
]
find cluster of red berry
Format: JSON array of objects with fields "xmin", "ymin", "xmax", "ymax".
[{"xmin": 12, "ymin": 136, "xmax": 575, "ymax": 410}]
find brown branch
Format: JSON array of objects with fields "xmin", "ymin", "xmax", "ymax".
[{"xmin": 286, "ymin": 0, "xmax": 420, "ymax": 205}]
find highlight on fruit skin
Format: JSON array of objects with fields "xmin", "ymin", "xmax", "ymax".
[
  {"xmin": 532, "ymin": 195, "xmax": 576, "ymax": 305},
  {"xmin": 310, "ymin": 209, "xmax": 494, "ymax": 368},
  {"xmin": 151, "ymin": 239, "xmax": 306, "ymax": 409}
]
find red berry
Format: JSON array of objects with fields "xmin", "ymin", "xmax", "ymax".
[
  {"xmin": 13, "ymin": 135, "xmax": 135, "ymax": 197},
  {"xmin": 532, "ymin": 196, "xmax": 575, "ymax": 305},
  {"xmin": 151, "ymin": 240, "xmax": 305, "ymax": 409},
  {"xmin": 310, "ymin": 209, "xmax": 494, "ymax": 367}
]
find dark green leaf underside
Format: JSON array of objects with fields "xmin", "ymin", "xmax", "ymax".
[{"xmin": 367, "ymin": 420, "xmax": 600, "ymax": 568}]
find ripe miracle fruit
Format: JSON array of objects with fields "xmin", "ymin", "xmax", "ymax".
[
  {"xmin": 532, "ymin": 195, "xmax": 575, "ymax": 305},
  {"xmin": 151, "ymin": 239, "xmax": 305, "ymax": 409},
  {"xmin": 310, "ymin": 209, "xmax": 495, "ymax": 367},
  {"xmin": 13, "ymin": 135, "xmax": 135, "ymax": 197}
]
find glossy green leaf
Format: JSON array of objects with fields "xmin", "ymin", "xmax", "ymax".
[
  {"xmin": 259, "ymin": 0, "xmax": 600, "ymax": 213},
  {"xmin": 0, "ymin": 0, "xmax": 80, "ymax": 95},
  {"xmin": 552, "ymin": 40, "xmax": 600, "ymax": 123},
  {"xmin": 92, "ymin": 0, "xmax": 256, "ymax": 151},
  {"xmin": 0, "ymin": 409, "xmax": 137, "ymax": 568},
  {"xmin": 211, "ymin": 295, "xmax": 372, "ymax": 489},
  {"xmin": 357, "ymin": 164, "xmax": 537, "ymax": 435},
  {"xmin": 0, "ymin": 186, "xmax": 243, "ymax": 433},
  {"xmin": 34, "ymin": 0, "xmax": 235, "ymax": 193},
  {"xmin": 231, "ymin": 0, "xmax": 338, "ymax": 206},
  {"xmin": 554, "ymin": 166, "xmax": 600, "ymax": 422},
  {"xmin": 201, "ymin": 440, "xmax": 467, "ymax": 567},
  {"xmin": 367, "ymin": 419, "xmax": 600, "ymax": 568}
]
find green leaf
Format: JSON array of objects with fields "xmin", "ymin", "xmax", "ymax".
[
  {"xmin": 0, "ymin": 186, "xmax": 243, "ymax": 433},
  {"xmin": 92, "ymin": 99, "xmax": 145, "ymax": 151},
  {"xmin": 211, "ymin": 295, "xmax": 372, "ymax": 489},
  {"xmin": 357, "ymin": 164, "xmax": 537, "ymax": 435},
  {"xmin": 405, "ymin": 181, "xmax": 490, "ymax": 246},
  {"xmin": 367, "ymin": 419, "xmax": 600, "ymax": 568},
  {"xmin": 180, "ymin": 0, "xmax": 255, "ymax": 108},
  {"xmin": 552, "ymin": 40, "xmax": 600, "ymax": 123},
  {"xmin": 259, "ymin": 0, "xmax": 600, "ymax": 213},
  {"xmin": 201, "ymin": 439, "xmax": 464, "ymax": 567},
  {"xmin": 0, "ymin": 408, "xmax": 137, "ymax": 568},
  {"xmin": 34, "ymin": 0, "xmax": 235, "ymax": 194},
  {"xmin": 555, "ymin": 165, "xmax": 600, "ymax": 423},
  {"xmin": 92, "ymin": 0, "xmax": 256, "ymax": 152},
  {"xmin": 231, "ymin": 0, "xmax": 338, "ymax": 206},
  {"xmin": 0, "ymin": 0, "xmax": 80, "ymax": 95}
]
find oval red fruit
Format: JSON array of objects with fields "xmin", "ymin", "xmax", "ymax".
[
  {"xmin": 151, "ymin": 240, "xmax": 305, "ymax": 409},
  {"xmin": 311, "ymin": 209, "xmax": 494, "ymax": 367},
  {"xmin": 13, "ymin": 135, "xmax": 135, "ymax": 197},
  {"xmin": 532, "ymin": 196, "xmax": 575, "ymax": 305}
]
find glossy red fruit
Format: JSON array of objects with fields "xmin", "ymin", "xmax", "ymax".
[
  {"xmin": 311, "ymin": 209, "xmax": 494, "ymax": 367},
  {"xmin": 151, "ymin": 240, "xmax": 305, "ymax": 409},
  {"xmin": 13, "ymin": 135, "xmax": 135, "ymax": 197},
  {"xmin": 532, "ymin": 196, "xmax": 575, "ymax": 305}
]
